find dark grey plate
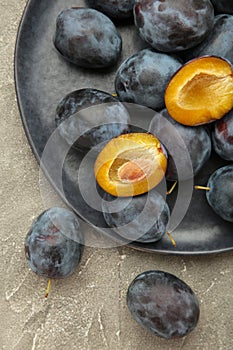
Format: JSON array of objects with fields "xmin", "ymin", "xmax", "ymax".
[{"xmin": 15, "ymin": 0, "xmax": 233, "ymax": 254}]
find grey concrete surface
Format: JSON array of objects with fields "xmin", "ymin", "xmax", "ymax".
[{"xmin": 0, "ymin": 0, "xmax": 233, "ymax": 349}]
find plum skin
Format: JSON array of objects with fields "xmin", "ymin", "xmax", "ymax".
[
  {"xmin": 183, "ymin": 15, "xmax": 233, "ymax": 64},
  {"xmin": 102, "ymin": 190, "xmax": 170, "ymax": 243},
  {"xmin": 133, "ymin": 0, "xmax": 214, "ymax": 52},
  {"xmin": 25, "ymin": 207, "xmax": 84, "ymax": 279},
  {"xmin": 54, "ymin": 8, "xmax": 122, "ymax": 68},
  {"xmin": 115, "ymin": 49, "xmax": 182, "ymax": 110},
  {"xmin": 55, "ymin": 88, "xmax": 131, "ymax": 153},
  {"xmin": 85, "ymin": 0, "xmax": 134, "ymax": 19},
  {"xmin": 212, "ymin": 110, "xmax": 233, "ymax": 161},
  {"xmin": 149, "ymin": 109, "xmax": 212, "ymax": 181},
  {"xmin": 127, "ymin": 270, "xmax": 200, "ymax": 339},
  {"xmin": 206, "ymin": 165, "xmax": 233, "ymax": 222}
]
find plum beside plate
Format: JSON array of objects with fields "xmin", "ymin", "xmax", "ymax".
[{"xmin": 15, "ymin": 0, "xmax": 233, "ymax": 254}]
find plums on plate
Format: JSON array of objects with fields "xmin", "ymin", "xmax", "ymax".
[
  {"xmin": 127, "ymin": 270, "xmax": 200, "ymax": 339},
  {"xmin": 183, "ymin": 15, "xmax": 233, "ymax": 64},
  {"xmin": 165, "ymin": 56, "xmax": 233, "ymax": 126},
  {"xmin": 102, "ymin": 190, "xmax": 170, "ymax": 243},
  {"xmin": 94, "ymin": 133, "xmax": 167, "ymax": 197},
  {"xmin": 206, "ymin": 165, "xmax": 233, "ymax": 222},
  {"xmin": 25, "ymin": 207, "xmax": 84, "ymax": 279},
  {"xmin": 115, "ymin": 48, "xmax": 182, "ymax": 110},
  {"xmin": 55, "ymin": 88, "xmax": 131, "ymax": 153},
  {"xmin": 133, "ymin": 0, "xmax": 214, "ymax": 52},
  {"xmin": 212, "ymin": 109, "xmax": 233, "ymax": 161},
  {"xmin": 149, "ymin": 109, "xmax": 212, "ymax": 181},
  {"xmin": 85, "ymin": 0, "xmax": 134, "ymax": 19},
  {"xmin": 54, "ymin": 7, "xmax": 122, "ymax": 68}
]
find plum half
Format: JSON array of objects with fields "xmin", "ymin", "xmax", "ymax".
[
  {"xmin": 94, "ymin": 133, "xmax": 167, "ymax": 197},
  {"xmin": 165, "ymin": 56, "xmax": 233, "ymax": 126}
]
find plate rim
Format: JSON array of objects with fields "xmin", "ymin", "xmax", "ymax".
[{"xmin": 14, "ymin": 0, "xmax": 233, "ymax": 255}]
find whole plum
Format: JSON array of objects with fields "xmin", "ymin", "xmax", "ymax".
[
  {"xmin": 127, "ymin": 270, "xmax": 200, "ymax": 339},
  {"xmin": 133, "ymin": 0, "xmax": 214, "ymax": 52},
  {"xmin": 85, "ymin": 0, "xmax": 134, "ymax": 19},
  {"xmin": 102, "ymin": 189, "xmax": 170, "ymax": 243},
  {"xmin": 212, "ymin": 110, "xmax": 233, "ymax": 161},
  {"xmin": 149, "ymin": 110, "xmax": 212, "ymax": 181},
  {"xmin": 54, "ymin": 7, "xmax": 122, "ymax": 68},
  {"xmin": 115, "ymin": 49, "xmax": 182, "ymax": 110},
  {"xmin": 55, "ymin": 88, "xmax": 131, "ymax": 153},
  {"xmin": 183, "ymin": 15, "xmax": 233, "ymax": 64},
  {"xmin": 206, "ymin": 165, "xmax": 233, "ymax": 222},
  {"xmin": 211, "ymin": 0, "xmax": 233, "ymax": 14},
  {"xmin": 25, "ymin": 207, "xmax": 84, "ymax": 279}
]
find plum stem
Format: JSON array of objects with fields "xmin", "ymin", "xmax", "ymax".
[
  {"xmin": 194, "ymin": 185, "xmax": 210, "ymax": 191},
  {"xmin": 166, "ymin": 181, "xmax": 177, "ymax": 195},
  {"xmin": 166, "ymin": 231, "xmax": 176, "ymax": 247},
  {"xmin": 45, "ymin": 279, "xmax": 52, "ymax": 298}
]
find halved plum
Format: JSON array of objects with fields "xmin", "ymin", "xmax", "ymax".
[
  {"xmin": 165, "ymin": 56, "xmax": 233, "ymax": 126},
  {"xmin": 94, "ymin": 133, "xmax": 167, "ymax": 197}
]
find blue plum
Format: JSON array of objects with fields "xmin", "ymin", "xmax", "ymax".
[
  {"xmin": 149, "ymin": 109, "xmax": 212, "ymax": 181},
  {"xmin": 206, "ymin": 165, "xmax": 233, "ymax": 222},
  {"xmin": 54, "ymin": 7, "xmax": 122, "ymax": 68},
  {"xmin": 212, "ymin": 110, "xmax": 233, "ymax": 161},
  {"xmin": 115, "ymin": 49, "xmax": 182, "ymax": 110},
  {"xmin": 102, "ymin": 189, "xmax": 170, "ymax": 243},
  {"xmin": 85, "ymin": 0, "xmax": 134, "ymax": 19},
  {"xmin": 25, "ymin": 207, "xmax": 84, "ymax": 278},
  {"xmin": 127, "ymin": 270, "xmax": 200, "ymax": 339},
  {"xmin": 133, "ymin": 0, "xmax": 214, "ymax": 52},
  {"xmin": 55, "ymin": 88, "xmax": 131, "ymax": 153},
  {"xmin": 183, "ymin": 15, "xmax": 233, "ymax": 64}
]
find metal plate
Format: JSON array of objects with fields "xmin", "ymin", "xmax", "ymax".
[{"xmin": 15, "ymin": 0, "xmax": 233, "ymax": 254}]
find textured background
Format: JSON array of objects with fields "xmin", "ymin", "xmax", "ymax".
[{"xmin": 0, "ymin": 0, "xmax": 233, "ymax": 349}]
